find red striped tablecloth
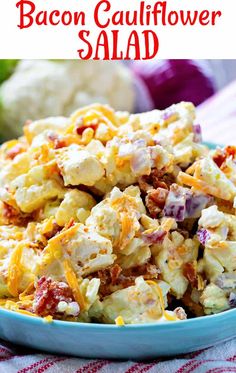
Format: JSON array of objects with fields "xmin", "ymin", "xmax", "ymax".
[
  {"xmin": 1, "ymin": 338, "xmax": 236, "ymax": 373},
  {"xmin": 1, "ymin": 84, "xmax": 236, "ymax": 373}
]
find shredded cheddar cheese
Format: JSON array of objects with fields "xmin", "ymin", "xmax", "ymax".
[
  {"xmin": 63, "ymin": 259, "xmax": 86, "ymax": 310},
  {"xmin": 146, "ymin": 280, "xmax": 177, "ymax": 322},
  {"xmin": 7, "ymin": 243, "xmax": 24, "ymax": 297},
  {"xmin": 178, "ymin": 172, "xmax": 228, "ymax": 200}
]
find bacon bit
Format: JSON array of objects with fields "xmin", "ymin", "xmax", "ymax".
[
  {"xmin": 96, "ymin": 263, "xmax": 160, "ymax": 297},
  {"xmin": 225, "ymin": 146, "xmax": 236, "ymax": 158},
  {"xmin": 139, "ymin": 169, "xmax": 173, "ymax": 194},
  {"xmin": 44, "ymin": 223, "xmax": 62, "ymax": 240},
  {"xmin": 182, "ymin": 290, "xmax": 204, "ymax": 317},
  {"xmin": 183, "ymin": 261, "xmax": 198, "ymax": 288},
  {"xmin": 2, "ymin": 202, "xmax": 30, "ymax": 226},
  {"xmin": 145, "ymin": 188, "xmax": 169, "ymax": 218},
  {"xmin": 213, "ymin": 149, "xmax": 227, "ymax": 168},
  {"xmin": 213, "ymin": 146, "xmax": 236, "ymax": 168},
  {"xmin": 33, "ymin": 277, "xmax": 75, "ymax": 317},
  {"xmin": 6, "ymin": 144, "xmax": 26, "ymax": 160},
  {"xmin": 76, "ymin": 122, "xmax": 98, "ymax": 136}
]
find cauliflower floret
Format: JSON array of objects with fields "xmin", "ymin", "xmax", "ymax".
[
  {"xmin": 38, "ymin": 223, "xmax": 115, "ymax": 278},
  {"xmin": 11, "ymin": 164, "xmax": 65, "ymax": 213},
  {"xmin": 154, "ymin": 232, "xmax": 199, "ymax": 298},
  {"xmin": 198, "ymin": 208, "xmax": 236, "ymax": 281},
  {"xmin": 26, "ymin": 117, "xmax": 70, "ymax": 143},
  {"xmin": 86, "ymin": 201, "xmax": 120, "ymax": 243},
  {"xmin": 100, "ymin": 277, "xmax": 170, "ymax": 324},
  {"xmin": 55, "ymin": 189, "xmax": 96, "ymax": 226},
  {"xmin": 87, "ymin": 186, "xmax": 145, "ymax": 253},
  {"xmin": 0, "ymin": 60, "xmax": 135, "ymax": 139},
  {"xmin": 200, "ymin": 283, "xmax": 229, "ymax": 314},
  {"xmin": 203, "ymin": 241, "xmax": 236, "ymax": 281},
  {"xmin": 0, "ymin": 226, "xmax": 40, "ymax": 297},
  {"xmin": 198, "ymin": 158, "xmax": 236, "ymax": 201},
  {"xmin": 0, "ymin": 152, "xmax": 31, "ymax": 188},
  {"xmin": 199, "ymin": 205, "xmax": 225, "ymax": 229},
  {"xmin": 117, "ymin": 246, "xmax": 151, "ymax": 270},
  {"xmin": 55, "ymin": 144, "xmax": 104, "ymax": 186}
]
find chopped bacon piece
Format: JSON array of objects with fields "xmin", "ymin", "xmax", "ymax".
[
  {"xmin": 95, "ymin": 263, "xmax": 160, "ymax": 297},
  {"xmin": 213, "ymin": 146, "xmax": 236, "ymax": 168},
  {"xmin": 76, "ymin": 123, "xmax": 98, "ymax": 136},
  {"xmin": 145, "ymin": 188, "xmax": 169, "ymax": 218},
  {"xmin": 183, "ymin": 262, "xmax": 198, "ymax": 288},
  {"xmin": 213, "ymin": 149, "xmax": 227, "ymax": 168},
  {"xmin": 43, "ymin": 222, "xmax": 62, "ymax": 240},
  {"xmin": 138, "ymin": 168, "xmax": 172, "ymax": 194},
  {"xmin": 109, "ymin": 264, "xmax": 122, "ymax": 285},
  {"xmin": 33, "ymin": 277, "xmax": 76, "ymax": 317},
  {"xmin": 2, "ymin": 202, "xmax": 30, "ymax": 226},
  {"xmin": 225, "ymin": 146, "xmax": 236, "ymax": 158}
]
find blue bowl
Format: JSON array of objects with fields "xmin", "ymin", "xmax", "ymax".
[
  {"xmin": 0, "ymin": 141, "xmax": 231, "ymax": 359},
  {"xmin": 0, "ymin": 307, "xmax": 236, "ymax": 359}
]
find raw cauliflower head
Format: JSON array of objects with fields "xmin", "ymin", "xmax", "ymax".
[{"xmin": 0, "ymin": 60, "xmax": 135, "ymax": 139}]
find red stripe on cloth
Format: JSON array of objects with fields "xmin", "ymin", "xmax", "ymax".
[
  {"xmin": 125, "ymin": 360, "xmax": 160, "ymax": 373},
  {"xmin": 76, "ymin": 360, "xmax": 111, "ymax": 373},
  {"xmin": 125, "ymin": 362, "xmax": 144, "ymax": 373},
  {"xmin": 89, "ymin": 360, "xmax": 111, "ymax": 373},
  {"xmin": 35, "ymin": 357, "xmax": 67, "ymax": 373},
  {"xmin": 18, "ymin": 357, "xmax": 53, "ymax": 373},
  {"xmin": 76, "ymin": 360, "xmax": 101, "ymax": 373},
  {"xmin": 0, "ymin": 347, "xmax": 12, "ymax": 356},
  {"xmin": 206, "ymin": 368, "xmax": 236, "ymax": 373},
  {"xmin": 0, "ymin": 354, "xmax": 25, "ymax": 363},
  {"xmin": 227, "ymin": 355, "xmax": 236, "ymax": 362},
  {"xmin": 184, "ymin": 360, "xmax": 206, "ymax": 373},
  {"xmin": 175, "ymin": 348, "xmax": 209, "ymax": 373},
  {"xmin": 138, "ymin": 361, "xmax": 161, "ymax": 373},
  {"xmin": 175, "ymin": 359, "xmax": 199, "ymax": 373}
]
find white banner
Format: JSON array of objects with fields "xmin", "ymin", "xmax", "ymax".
[{"xmin": 0, "ymin": 0, "xmax": 234, "ymax": 59}]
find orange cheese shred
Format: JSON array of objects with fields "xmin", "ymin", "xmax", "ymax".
[
  {"xmin": 63, "ymin": 259, "xmax": 86, "ymax": 311},
  {"xmin": 146, "ymin": 280, "xmax": 177, "ymax": 322},
  {"xmin": 7, "ymin": 243, "xmax": 24, "ymax": 297},
  {"xmin": 178, "ymin": 172, "xmax": 227, "ymax": 200}
]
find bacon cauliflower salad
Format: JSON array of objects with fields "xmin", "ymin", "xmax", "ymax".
[{"xmin": 0, "ymin": 102, "xmax": 235, "ymax": 325}]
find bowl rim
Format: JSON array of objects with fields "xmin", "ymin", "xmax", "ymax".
[{"xmin": 1, "ymin": 306, "xmax": 236, "ymax": 330}]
